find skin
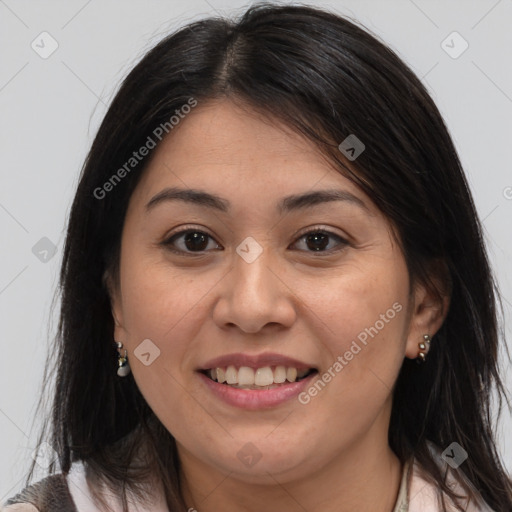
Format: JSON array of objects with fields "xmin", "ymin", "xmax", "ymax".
[{"xmin": 108, "ymin": 98, "xmax": 448, "ymax": 512}]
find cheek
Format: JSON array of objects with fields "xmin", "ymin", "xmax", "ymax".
[
  {"xmin": 303, "ymin": 255, "xmax": 409, "ymax": 345},
  {"xmin": 117, "ymin": 252, "xmax": 223, "ymax": 405},
  {"xmin": 116, "ymin": 258, "xmax": 211, "ymax": 431},
  {"xmin": 119, "ymin": 253, "xmax": 210, "ymax": 341},
  {"xmin": 297, "ymin": 255, "xmax": 410, "ymax": 404}
]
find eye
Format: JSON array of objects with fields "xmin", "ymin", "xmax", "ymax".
[
  {"xmin": 162, "ymin": 228, "xmax": 221, "ymax": 254},
  {"xmin": 161, "ymin": 226, "xmax": 349, "ymax": 256},
  {"xmin": 291, "ymin": 228, "xmax": 348, "ymax": 253}
]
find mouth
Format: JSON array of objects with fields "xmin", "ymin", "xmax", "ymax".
[
  {"xmin": 199, "ymin": 365, "xmax": 318, "ymax": 390},
  {"xmin": 197, "ymin": 352, "xmax": 320, "ymax": 409}
]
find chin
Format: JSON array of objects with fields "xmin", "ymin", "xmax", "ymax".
[{"xmin": 203, "ymin": 439, "xmax": 323, "ymax": 483}]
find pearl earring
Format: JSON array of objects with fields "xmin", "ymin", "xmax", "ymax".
[
  {"xmin": 416, "ymin": 334, "xmax": 431, "ymax": 364},
  {"xmin": 115, "ymin": 341, "xmax": 131, "ymax": 377}
]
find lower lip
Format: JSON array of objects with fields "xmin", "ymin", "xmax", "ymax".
[{"xmin": 198, "ymin": 371, "xmax": 317, "ymax": 410}]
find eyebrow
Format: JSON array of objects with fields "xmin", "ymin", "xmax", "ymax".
[{"xmin": 145, "ymin": 186, "xmax": 368, "ymax": 214}]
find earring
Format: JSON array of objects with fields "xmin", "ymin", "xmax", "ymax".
[
  {"xmin": 416, "ymin": 334, "xmax": 431, "ymax": 364},
  {"xmin": 115, "ymin": 341, "xmax": 131, "ymax": 377}
]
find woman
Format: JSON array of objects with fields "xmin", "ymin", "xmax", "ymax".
[{"xmin": 3, "ymin": 3, "xmax": 511, "ymax": 511}]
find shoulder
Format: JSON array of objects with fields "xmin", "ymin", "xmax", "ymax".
[
  {"xmin": 1, "ymin": 473, "xmax": 77, "ymax": 512},
  {"xmin": 3, "ymin": 461, "xmax": 168, "ymax": 512},
  {"xmin": 408, "ymin": 456, "xmax": 495, "ymax": 512},
  {"xmin": 2, "ymin": 462, "xmax": 115, "ymax": 512},
  {"xmin": 1, "ymin": 504, "xmax": 39, "ymax": 512}
]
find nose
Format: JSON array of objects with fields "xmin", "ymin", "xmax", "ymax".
[{"xmin": 212, "ymin": 246, "xmax": 297, "ymax": 334}]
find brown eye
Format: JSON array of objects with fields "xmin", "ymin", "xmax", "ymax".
[
  {"xmin": 292, "ymin": 230, "xmax": 348, "ymax": 253},
  {"xmin": 163, "ymin": 230, "xmax": 221, "ymax": 254},
  {"xmin": 162, "ymin": 227, "xmax": 348, "ymax": 256}
]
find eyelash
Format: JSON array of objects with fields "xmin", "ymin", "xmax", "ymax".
[{"xmin": 161, "ymin": 225, "xmax": 349, "ymax": 256}]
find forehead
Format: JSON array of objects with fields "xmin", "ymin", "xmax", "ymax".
[{"xmin": 130, "ymin": 99, "xmax": 372, "ymax": 212}]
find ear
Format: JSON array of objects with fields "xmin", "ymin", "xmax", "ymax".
[
  {"xmin": 404, "ymin": 266, "xmax": 451, "ymax": 360},
  {"xmin": 102, "ymin": 269, "xmax": 127, "ymax": 342}
]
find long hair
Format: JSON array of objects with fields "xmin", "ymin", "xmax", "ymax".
[{"xmin": 24, "ymin": 3, "xmax": 511, "ymax": 511}]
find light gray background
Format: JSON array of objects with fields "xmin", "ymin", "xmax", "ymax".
[{"xmin": 1, "ymin": 0, "xmax": 511, "ymax": 501}]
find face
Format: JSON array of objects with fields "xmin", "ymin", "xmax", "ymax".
[{"xmin": 109, "ymin": 99, "xmax": 443, "ymax": 486}]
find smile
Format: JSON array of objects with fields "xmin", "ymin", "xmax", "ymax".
[{"xmin": 202, "ymin": 365, "xmax": 317, "ymax": 389}]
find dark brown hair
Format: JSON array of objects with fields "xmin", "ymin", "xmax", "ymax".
[{"xmin": 23, "ymin": 3, "xmax": 511, "ymax": 511}]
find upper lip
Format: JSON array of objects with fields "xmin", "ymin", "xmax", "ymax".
[{"xmin": 198, "ymin": 352, "xmax": 316, "ymax": 371}]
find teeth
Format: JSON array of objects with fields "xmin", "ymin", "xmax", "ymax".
[
  {"xmin": 255, "ymin": 367, "xmax": 274, "ymax": 386},
  {"xmin": 238, "ymin": 366, "xmax": 255, "ymax": 386},
  {"xmin": 296, "ymin": 368, "xmax": 310, "ymax": 379},
  {"xmin": 286, "ymin": 367, "xmax": 298, "ymax": 382},
  {"xmin": 216, "ymin": 367, "xmax": 226, "ymax": 383},
  {"xmin": 274, "ymin": 365, "xmax": 287, "ymax": 383},
  {"xmin": 225, "ymin": 365, "xmax": 238, "ymax": 384},
  {"xmin": 208, "ymin": 365, "xmax": 313, "ymax": 387}
]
